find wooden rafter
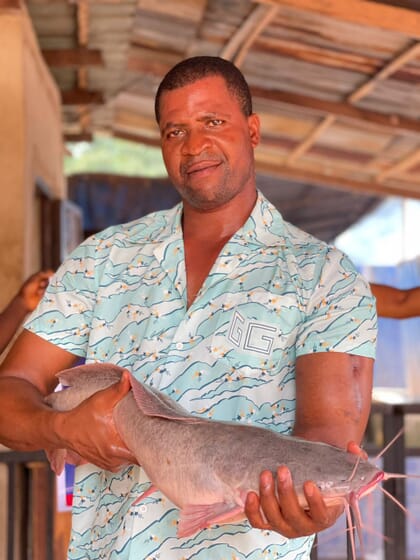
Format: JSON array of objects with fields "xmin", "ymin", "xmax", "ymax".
[
  {"xmin": 41, "ymin": 48, "xmax": 103, "ymax": 68},
  {"xmin": 61, "ymin": 89, "xmax": 104, "ymax": 105},
  {"xmin": 255, "ymin": 0, "xmax": 420, "ymax": 39},
  {"xmin": 221, "ymin": 3, "xmax": 279, "ymax": 67},
  {"xmin": 77, "ymin": 0, "xmax": 89, "ymax": 89},
  {"xmin": 257, "ymin": 160, "xmax": 420, "ymax": 200},
  {"xmin": 0, "ymin": 0, "xmax": 20, "ymax": 8},
  {"xmin": 260, "ymin": 134, "xmax": 373, "ymax": 164},
  {"xmin": 113, "ymin": 130, "xmax": 162, "ymax": 148},
  {"xmin": 250, "ymin": 86, "xmax": 420, "ymax": 135},
  {"xmin": 376, "ymin": 146, "xmax": 420, "ymax": 182},
  {"xmin": 64, "ymin": 132, "xmax": 93, "ymax": 143},
  {"xmin": 285, "ymin": 114, "xmax": 336, "ymax": 165},
  {"xmin": 348, "ymin": 41, "xmax": 420, "ymax": 103}
]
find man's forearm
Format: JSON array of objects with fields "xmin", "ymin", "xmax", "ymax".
[{"xmin": 0, "ymin": 376, "xmax": 60, "ymax": 451}]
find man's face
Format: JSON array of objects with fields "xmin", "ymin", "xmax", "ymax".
[{"xmin": 158, "ymin": 75, "xmax": 260, "ymax": 211}]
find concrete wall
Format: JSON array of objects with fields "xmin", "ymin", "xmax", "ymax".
[
  {"xmin": 0, "ymin": 3, "xmax": 65, "ymax": 309},
  {"xmin": 0, "ymin": 5, "xmax": 65, "ymax": 559}
]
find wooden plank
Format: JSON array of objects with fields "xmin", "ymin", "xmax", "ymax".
[
  {"xmin": 64, "ymin": 132, "xmax": 93, "ymax": 142},
  {"xmin": 127, "ymin": 45, "xmax": 179, "ymax": 76},
  {"xmin": 77, "ymin": 0, "xmax": 89, "ymax": 46},
  {"xmin": 221, "ymin": 4, "xmax": 278, "ymax": 66},
  {"xmin": 285, "ymin": 114, "xmax": 336, "ymax": 165},
  {"xmin": 42, "ymin": 48, "xmax": 103, "ymax": 67},
  {"xmin": 256, "ymin": 160, "xmax": 420, "ymax": 199},
  {"xmin": 254, "ymin": 36, "xmax": 381, "ymax": 74},
  {"xmin": 113, "ymin": 129, "xmax": 162, "ymax": 148},
  {"xmin": 137, "ymin": 0, "xmax": 207, "ymax": 23},
  {"xmin": 349, "ymin": 42, "xmax": 420, "ymax": 103},
  {"xmin": 114, "ymin": 108, "xmax": 159, "ymax": 133},
  {"xmin": 256, "ymin": 0, "xmax": 420, "ymax": 39},
  {"xmin": 260, "ymin": 134, "xmax": 374, "ymax": 164},
  {"xmin": 61, "ymin": 88, "xmax": 104, "ymax": 105},
  {"xmin": 250, "ymin": 86, "xmax": 420, "ymax": 135},
  {"xmin": 376, "ymin": 146, "xmax": 420, "ymax": 181},
  {"xmin": 0, "ymin": 0, "xmax": 20, "ymax": 8}
]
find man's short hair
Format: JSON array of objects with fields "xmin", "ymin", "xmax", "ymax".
[{"xmin": 154, "ymin": 56, "xmax": 253, "ymax": 123}]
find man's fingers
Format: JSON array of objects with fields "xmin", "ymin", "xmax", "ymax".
[
  {"xmin": 245, "ymin": 491, "xmax": 270, "ymax": 529},
  {"xmin": 347, "ymin": 440, "xmax": 368, "ymax": 460}
]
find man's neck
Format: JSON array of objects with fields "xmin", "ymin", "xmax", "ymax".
[{"xmin": 182, "ymin": 189, "xmax": 258, "ymax": 243}]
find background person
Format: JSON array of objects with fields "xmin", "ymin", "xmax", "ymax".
[
  {"xmin": 0, "ymin": 270, "xmax": 53, "ymax": 355},
  {"xmin": 0, "ymin": 56, "xmax": 376, "ymax": 560},
  {"xmin": 370, "ymin": 282, "xmax": 420, "ymax": 319}
]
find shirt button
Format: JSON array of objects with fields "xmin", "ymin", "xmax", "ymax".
[
  {"xmin": 176, "ymin": 342, "xmax": 183, "ymax": 350},
  {"xmin": 139, "ymin": 505, "xmax": 147, "ymax": 513}
]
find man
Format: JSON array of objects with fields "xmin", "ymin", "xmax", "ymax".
[{"xmin": 0, "ymin": 57, "xmax": 376, "ymax": 559}]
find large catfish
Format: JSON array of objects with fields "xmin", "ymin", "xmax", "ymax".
[{"xmin": 45, "ymin": 363, "xmax": 401, "ymax": 556}]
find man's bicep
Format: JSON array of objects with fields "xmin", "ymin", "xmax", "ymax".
[
  {"xmin": 293, "ymin": 352, "xmax": 373, "ymax": 448},
  {"xmin": 0, "ymin": 329, "xmax": 79, "ymax": 395}
]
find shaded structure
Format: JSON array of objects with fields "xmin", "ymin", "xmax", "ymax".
[{"xmin": 24, "ymin": 0, "xmax": 420, "ymax": 203}]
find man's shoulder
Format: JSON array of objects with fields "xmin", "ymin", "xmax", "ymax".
[{"xmin": 85, "ymin": 204, "xmax": 181, "ymax": 248}]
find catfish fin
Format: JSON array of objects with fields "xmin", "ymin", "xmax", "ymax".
[
  {"xmin": 56, "ymin": 363, "xmax": 124, "ymax": 388},
  {"xmin": 45, "ymin": 448, "xmax": 67, "ymax": 475},
  {"xmin": 128, "ymin": 373, "xmax": 204, "ymax": 423},
  {"xmin": 45, "ymin": 448, "xmax": 87, "ymax": 475},
  {"xmin": 132, "ymin": 484, "xmax": 158, "ymax": 505},
  {"xmin": 177, "ymin": 502, "xmax": 246, "ymax": 537},
  {"xmin": 47, "ymin": 363, "xmax": 126, "ymax": 411}
]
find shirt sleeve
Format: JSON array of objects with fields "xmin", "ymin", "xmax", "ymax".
[
  {"xmin": 296, "ymin": 247, "xmax": 377, "ymax": 358},
  {"xmin": 24, "ymin": 236, "xmax": 100, "ymax": 357}
]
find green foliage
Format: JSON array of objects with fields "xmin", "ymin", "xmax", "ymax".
[{"xmin": 64, "ymin": 136, "xmax": 167, "ymax": 178}]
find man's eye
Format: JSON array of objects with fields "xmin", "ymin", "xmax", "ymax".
[
  {"xmin": 208, "ymin": 119, "xmax": 223, "ymax": 127},
  {"xmin": 167, "ymin": 129, "xmax": 183, "ymax": 139}
]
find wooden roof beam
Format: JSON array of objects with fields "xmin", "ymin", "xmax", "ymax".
[
  {"xmin": 112, "ymin": 130, "xmax": 162, "ymax": 148},
  {"xmin": 348, "ymin": 41, "xmax": 420, "ymax": 103},
  {"xmin": 61, "ymin": 88, "xmax": 104, "ymax": 105},
  {"xmin": 41, "ymin": 48, "xmax": 103, "ymax": 68},
  {"xmin": 0, "ymin": 0, "xmax": 20, "ymax": 8},
  {"xmin": 285, "ymin": 114, "xmax": 336, "ymax": 165},
  {"xmin": 221, "ymin": 3, "xmax": 279, "ymax": 67},
  {"xmin": 376, "ymin": 146, "xmax": 420, "ymax": 182},
  {"xmin": 256, "ymin": 161, "xmax": 420, "ymax": 200},
  {"xmin": 255, "ymin": 0, "xmax": 420, "ymax": 39},
  {"xmin": 64, "ymin": 132, "xmax": 93, "ymax": 143},
  {"xmin": 250, "ymin": 86, "xmax": 420, "ymax": 135}
]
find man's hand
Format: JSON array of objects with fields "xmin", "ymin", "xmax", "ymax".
[
  {"xmin": 244, "ymin": 440, "xmax": 367, "ymax": 537},
  {"xmin": 18, "ymin": 270, "xmax": 54, "ymax": 312},
  {"xmin": 54, "ymin": 370, "xmax": 138, "ymax": 472},
  {"xmin": 245, "ymin": 466, "xmax": 343, "ymax": 538}
]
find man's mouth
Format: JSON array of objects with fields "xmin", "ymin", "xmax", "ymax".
[{"xmin": 184, "ymin": 160, "xmax": 221, "ymax": 176}]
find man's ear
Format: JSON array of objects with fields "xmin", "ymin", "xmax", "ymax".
[{"xmin": 248, "ymin": 113, "xmax": 261, "ymax": 148}]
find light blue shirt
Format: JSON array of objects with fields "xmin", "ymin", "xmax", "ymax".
[{"xmin": 26, "ymin": 191, "xmax": 377, "ymax": 559}]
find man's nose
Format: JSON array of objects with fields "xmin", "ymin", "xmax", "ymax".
[{"xmin": 181, "ymin": 128, "xmax": 211, "ymax": 156}]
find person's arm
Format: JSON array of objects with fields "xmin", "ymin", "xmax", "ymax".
[
  {"xmin": 245, "ymin": 351, "xmax": 373, "ymax": 537},
  {"xmin": 0, "ymin": 329, "xmax": 137, "ymax": 471},
  {"xmin": 0, "ymin": 270, "xmax": 53, "ymax": 354},
  {"xmin": 370, "ymin": 283, "xmax": 420, "ymax": 319}
]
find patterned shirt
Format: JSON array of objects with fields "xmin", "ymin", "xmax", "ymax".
[{"xmin": 26, "ymin": 191, "xmax": 377, "ymax": 560}]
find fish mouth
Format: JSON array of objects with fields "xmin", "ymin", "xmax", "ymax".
[{"xmin": 356, "ymin": 471, "xmax": 385, "ymax": 500}]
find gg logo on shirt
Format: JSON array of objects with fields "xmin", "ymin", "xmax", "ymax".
[{"xmin": 227, "ymin": 310, "xmax": 278, "ymax": 356}]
